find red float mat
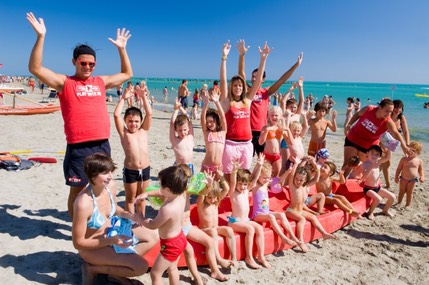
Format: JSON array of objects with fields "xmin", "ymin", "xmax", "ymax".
[
  {"xmin": 142, "ymin": 179, "xmax": 370, "ymax": 268},
  {"xmin": 28, "ymin": 157, "xmax": 57, "ymax": 163}
]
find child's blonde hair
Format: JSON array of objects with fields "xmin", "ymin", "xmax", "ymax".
[
  {"xmin": 268, "ymin": 106, "xmax": 284, "ymax": 127},
  {"xmin": 203, "ymin": 181, "xmax": 222, "ymax": 207},
  {"xmin": 290, "ymin": 121, "xmax": 302, "ymax": 131},
  {"xmin": 409, "ymin": 141, "xmax": 423, "ymax": 154},
  {"xmin": 261, "ymin": 162, "xmax": 273, "ymax": 176}
]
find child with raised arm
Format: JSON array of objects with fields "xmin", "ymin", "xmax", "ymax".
[
  {"xmin": 316, "ymin": 161, "xmax": 361, "ymax": 217},
  {"xmin": 200, "ymin": 89, "xmax": 227, "ymax": 173},
  {"xmin": 286, "ymin": 157, "xmax": 337, "ymax": 247},
  {"xmin": 307, "ymin": 102, "xmax": 337, "ymax": 157},
  {"xmin": 394, "ymin": 141, "xmax": 425, "ymax": 208},
  {"xmin": 114, "ymin": 83, "xmax": 152, "ymax": 214},
  {"xmin": 258, "ymin": 106, "xmax": 285, "ymax": 177},
  {"xmin": 170, "ymin": 98, "xmax": 194, "ymax": 173},
  {"xmin": 178, "ymin": 165, "xmax": 230, "ymax": 282},
  {"xmin": 134, "ymin": 166, "xmax": 187, "ymax": 285},
  {"xmin": 251, "ymin": 158, "xmax": 307, "ymax": 252},
  {"xmin": 197, "ymin": 169, "xmax": 238, "ymax": 267},
  {"xmin": 360, "ymin": 145, "xmax": 395, "ymax": 220},
  {"xmin": 228, "ymin": 159, "xmax": 271, "ymax": 269}
]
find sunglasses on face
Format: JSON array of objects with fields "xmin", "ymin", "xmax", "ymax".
[{"xmin": 78, "ymin": 61, "xmax": 96, "ymax": 68}]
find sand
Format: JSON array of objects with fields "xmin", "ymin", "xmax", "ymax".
[{"xmin": 0, "ymin": 84, "xmax": 428, "ymax": 285}]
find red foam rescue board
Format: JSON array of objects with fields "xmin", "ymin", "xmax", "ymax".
[
  {"xmin": 142, "ymin": 179, "xmax": 370, "ymax": 268},
  {"xmin": 28, "ymin": 157, "xmax": 57, "ymax": 163}
]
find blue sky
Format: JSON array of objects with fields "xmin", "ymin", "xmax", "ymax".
[{"xmin": 1, "ymin": 0, "xmax": 428, "ymax": 84}]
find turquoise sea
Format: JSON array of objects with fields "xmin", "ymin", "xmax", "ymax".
[{"xmin": 108, "ymin": 78, "xmax": 429, "ymax": 146}]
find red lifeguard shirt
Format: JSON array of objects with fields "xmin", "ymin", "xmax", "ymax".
[
  {"xmin": 250, "ymin": 87, "xmax": 269, "ymax": 132},
  {"xmin": 58, "ymin": 76, "xmax": 109, "ymax": 144},
  {"xmin": 347, "ymin": 105, "xmax": 391, "ymax": 149},
  {"xmin": 225, "ymin": 105, "xmax": 252, "ymax": 141}
]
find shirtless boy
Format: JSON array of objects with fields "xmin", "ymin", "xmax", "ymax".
[
  {"xmin": 360, "ymin": 145, "xmax": 395, "ymax": 220},
  {"xmin": 114, "ymin": 83, "xmax": 152, "ymax": 214},
  {"xmin": 286, "ymin": 157, "xmax": 337, "ymax": 248},
  {"xmin": 170, "ymin": 98, "xmax": 194, "ymax": 173},
  {"xmin": 307, "ymin": 102, "xmax": 337, "ymax": 156},
  {"xmin": 135, "ymin": 166, "xmax": 188, "ymax": 285},
  {"xmin": 316, "ymin": 161, "xmax": 361, "ymax": 217}
]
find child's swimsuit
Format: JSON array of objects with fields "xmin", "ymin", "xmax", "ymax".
[
  {"xmin": 207, "ymin": 131, "xmax": 225, "ymax": 144},
  {"xmin": 267, "ymin": 129, "xmax": 282, "ymax": 140},
  {"xmin": 227, "ymin": 216, "xmax": 250, "ymax": 223},
  {"xmin": 160, "ymin": 230, "xmax": 187, "ymax": 262},
  {"xmin": 363, "ymin": 184, "xmax": 381, "ymax": 195},
  {"xmin": 399, "ymin": 176, "xmax": 419, "ymax": 183},
  {"xmin": 122, "ymin": 166, "xmax": 150, "ymax": 183},
  {"xmin": 87, "ymin": 185, "xmax": 116, "ymax": 230},
  {"xmin": 251, "ymin": 187, "xmax": 270, "ymax": 219},
  {"xmin": 182, "ymin": 222, "xmax": 193, "ymax": 236}
]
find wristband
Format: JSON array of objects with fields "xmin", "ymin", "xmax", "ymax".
[{"xmin": 221, "ymin": 55, "xmax": 227, "ymax": 60}]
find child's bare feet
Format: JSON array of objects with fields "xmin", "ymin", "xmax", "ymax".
[
  {"xmin": 322, "ymin": 233, "xmax": 337, "ymax": 240},
  {"xmin": 350, "ymin": 210, "xmax": 361, "ymax": 218},
  {"xmin": 257, "ymin": 257, "xmax": 271, "ymax": 269},
  {"xmin": 381, "ymin": 210, "xmax": 394, "ymax": 218},
  {"xmin": 367, "ymin": 213, "xmax": 375, "ymax": 220},
  {"xmin": 244, "ymin": 256, "xmax": 261, "ymax": 269},
  {"xmin": 281, "ymin": 236, "xmax": 297, "ymax": 246},
  {"xmin": 296, "ymin": 241, "xmax": 309, "ymax": 252},
  {"xmin": 81, "ymin": 263, "xmax": 95, "ymax": 285},
  {"xmin": 318, "ymin": 210, "xmax": 329, "ymax": 215},
  {"xmin": 210, "ymin": 271, "xmax": 229, "ymax": 282},
  {"xmin": 218, "ymin": 257, "xmax": 232, "ymax": 269},
  {"xmin": 231, "ymin": 260, "xmax": 239, "ymax": 268}
]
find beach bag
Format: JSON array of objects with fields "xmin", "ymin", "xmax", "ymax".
[
  {"xmin": 380, "ymin": 132, "xmax": 400, "ymax": 152},
  {"xmin": 107, "ymin": 216, "xmax": 137, "ymax": 254},
  {"xmin": 0, "ymin": 154, "xmax": 34, "ymax": 171}
]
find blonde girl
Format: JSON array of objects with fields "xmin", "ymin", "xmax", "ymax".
[
  {"xmin": 197, "ymin": 170, "xmax": 238, "ymax": 267},
  {"xmin": 258, "ymin": 106, "xmax": 285, "ymax": 176}
]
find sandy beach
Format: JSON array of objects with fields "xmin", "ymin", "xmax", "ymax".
[{"xmin": 0, "ymin": 85, "xmax": 428, "ymax": 285}]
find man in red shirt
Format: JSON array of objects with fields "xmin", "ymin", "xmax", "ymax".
[{"xmin": 27, "ymin": 12, "xmax": 133, "ymax": 218}]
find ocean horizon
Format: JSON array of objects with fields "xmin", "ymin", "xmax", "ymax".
[{"xmin": 108, "ymin": 78, "xmax": 429, "ymax": 147}]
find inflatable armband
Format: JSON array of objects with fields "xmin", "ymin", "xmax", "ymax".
[
  {"xmin": 270, "ymin": 176, "xmax": 283, "ymax": 193},
  {"xmin": 187, "ymin": 172, "xmax": 207, "ymax": 195},
  {"xmin": 145, "ymin": 184, "xmax": 163, "ymax": 209}
]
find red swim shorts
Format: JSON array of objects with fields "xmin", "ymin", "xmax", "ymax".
[{"xmin": 160, "ymin": 230, "xmax": 187, "ymax": 262}]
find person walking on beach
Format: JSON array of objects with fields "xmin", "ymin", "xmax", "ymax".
[
  {"xmin": 27, "ymin": 12, "xmax": 133, "ymax": 219},
  {"xmin": 237, "ymin": 39, "xmax": 303, "ymax": 156},
  {"xmin": 178, "ymin": 79, "xmax": 189, "ymax": 112}
]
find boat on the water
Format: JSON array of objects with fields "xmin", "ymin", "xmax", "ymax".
[
  {"xmin": 415, "ymin": 93, "xmax": 429, "ymax": 98},
  {"xmin": 143, "ymin": 179, "xmax": 369, "ymax": 267},
  {"xmin": 0, "ymin": 104, "xmax": 61, "ymax": 115}
]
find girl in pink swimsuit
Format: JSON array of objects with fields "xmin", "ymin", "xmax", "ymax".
[{"xmin": 200, "ymin": 89, "xmax": 227, "ymax": 173}]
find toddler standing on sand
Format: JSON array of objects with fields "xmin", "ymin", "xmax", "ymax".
[
  {"xmin": 360, "ymin": 145, "xmax": 395, "ymax": 220},
  {"xmin": 285, "ymin": 157, "xmax": 337, "ymax": 248},
  {"xmin": 114, "ymin": 83, "xmax": 152, "ymax": 214},
  {"xmin": 394, "ymin": 141, "xmax": 425, "ymax": 208},
  {"xmin": 135, "ymin": 166, "xmax": 188, "ymax": 285},
  {"xmin": 228, "ymin": 159, "xmax": 271, "ymax": 269},
  {"xmin": 170, "ymin": 98, "xmax": 195, "ymax": 174}
]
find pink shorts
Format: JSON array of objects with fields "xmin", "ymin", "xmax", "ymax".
[{"xmin": 222, "ymin": 140, "xmax": 253, "ymax": 173}]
